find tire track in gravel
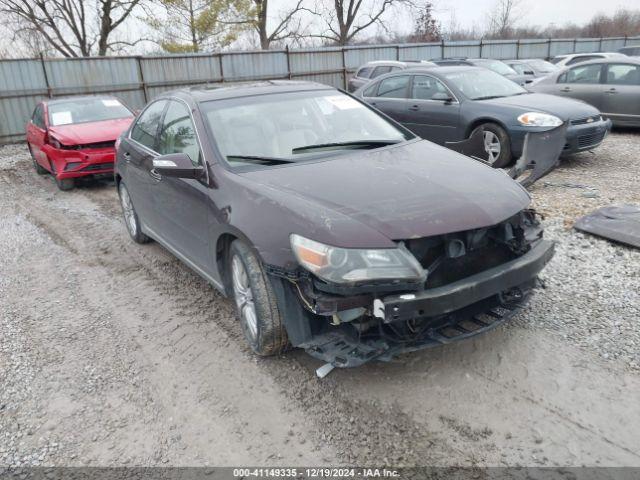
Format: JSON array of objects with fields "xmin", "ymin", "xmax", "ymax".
[{"xmin": 1, "ymin": 158, "xmax": 457, "ymax": 466}]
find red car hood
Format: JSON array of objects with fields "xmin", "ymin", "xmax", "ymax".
[{"xmin": 48, "ymin": 117, "xmax": 133, "ymax": 146}]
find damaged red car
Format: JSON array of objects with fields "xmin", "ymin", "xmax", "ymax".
[
  {"xmin": 26, "ymin": 96, "xmax": 134, "ymax": 190},
  {"xmin": 115, "ymin": 81, "xmax": 555, "ymax": 368}
]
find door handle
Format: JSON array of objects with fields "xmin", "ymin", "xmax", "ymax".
[
  {"xmin": 408, "ymin": 105, "xmax": 420, "ymax": 111},
  {"xmin": 560, "ymin": 87, "xmax": 571, "ymax": 92},
  {"xmin": 605, "ymin": 88, "xmax": 618, "ymax": 94},
  {"xmin": 149, "ymin": 168, "xmax": 162, "ymax": 181},
  {"xmin": 123, "ymin": 151, "xmax": 131, "ymax": 162}
]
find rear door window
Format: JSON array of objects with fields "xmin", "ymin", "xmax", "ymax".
[
  {"xmin": 605, "ymin": 63, "xmax": 640, "ymax": 85},
  {"xmin": 376, "ymin": 75, "xmax": 410, "ymax": 98},
  {"xmin": 157, "ymin": 100, "xmax": 201, "ymax": 166},
  {"xmin": 562, "ymin": 64, "xmax": 603, "ymax": 84},
  {"xmin": 130, "ymin": 100, "xmax": 167, "ymax": 151}
]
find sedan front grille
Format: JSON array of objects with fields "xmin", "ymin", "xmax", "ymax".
[
  {"xmin": 571, "ymin": 115, "xmax": 602, "ymax": 125},
  {"xmin": 81, "ymin": 163, "xmax": 114, "ymax": 172},
  {"xmin": 577, "ymin": 130, "xmax": 606, "ymax": 149}
]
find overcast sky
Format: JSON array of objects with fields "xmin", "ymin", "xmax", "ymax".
[{"xmin": 269, "ymin": 0, "xmax": 637, "ymax": 39}]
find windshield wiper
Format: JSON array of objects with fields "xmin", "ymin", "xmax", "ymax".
[
  {"xmin": 473, "ymin": 95, "xmax": 505, "ymax": 101},
  {"xmin": 291, "ymin": 139, "xmax": 400, "ymax": 154},
  {"xmin": 226, "ymin": 154, "xmax": 296, "ymax": 165}
]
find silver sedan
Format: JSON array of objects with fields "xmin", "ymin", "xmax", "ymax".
[{"xmin": 528, "ymin": 58, "xmax": 640, "ymax": 127}]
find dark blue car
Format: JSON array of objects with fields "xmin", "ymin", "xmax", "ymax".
[{"xmin": 355, "ymin": 66, "xmax": 611, "ymax": 167}]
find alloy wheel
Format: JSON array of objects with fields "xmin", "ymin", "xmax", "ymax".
[
  {"xmin": 483, "ymin": 130, "xmax": 502, "ymax": 164},
  {"xmin": 119, "ymin": 184, "xmax": 137, "ymax": 237},
  {"xmin": 231, "ymin": 254, "xmax": 258, "ymax": 341}
]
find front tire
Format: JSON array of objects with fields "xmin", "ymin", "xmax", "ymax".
[
  {"xmin": 29, "ymin": 146, "xmax": 48, "ymax": 175},
  {"xmin": 471, "ymin": 123, "xmax": 512, "ymax": 168},
  {"xmin": 228, "ymin": 240, "xmax": 288, "ymax": 356},
  {"xmin": 55, "ymin": 177, "xmax": 75, "ymax": 191},
  {"xmin": 118, "ymin": 181, "xmax": 150, "ymax": 244}
]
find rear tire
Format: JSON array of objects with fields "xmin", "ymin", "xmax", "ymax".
[
  {"xmin": 55, "ymin": 177, "xmax": 75, "ymax": 191},
  {"xmin": 29, "ymin": 146, "xmax": 48, "ymax": 175},
  {"xmin": 118, "ymin": 181, "xmax": 150, "ymax": 244},
  {"xmin": 471, "ymin": 123, "xmax": 512, "ymax": 168},
  {"xmin": 228, "ymin": 240, "xmax": 289, "ymax": 356}
]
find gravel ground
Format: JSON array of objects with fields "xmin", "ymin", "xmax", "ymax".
[{"xmin": 0, "ymin": 132, "xmax": 639, "ymax": 468}]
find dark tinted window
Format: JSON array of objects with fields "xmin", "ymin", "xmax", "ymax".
[
  {"xmin": 356, "ymin": 67, "xmax": 373, "ymax": 78},
  {"xmin": 563, "ymin": 64, "xmax": 603, "ymax": 84},
  {"xmin": 377, "ymin": 75, "xmax": 410, "ymax": 98},
  {"xmin": 411, "ymin": 75, "xmax": 449, "ymax": 100},
  {"xmin": 566, "ymin": 55, "xmax": 603, "ymax": 66},
  {"xmin": 605, "ymin": 63, "xmax": 640, "ymax": 85},
  {"xmin": 157, "ymin": 101, "xmax": 201, "ymax": 165},
  {"xmin": 370, "ymin": 66, "xmax": 393, "ymax": 79},
  {"xmin": 48, "ymin": 97, "xmax": 132, "ymax": 126},
  {"xmin": 32, "ymin": 104, "xmax": 45, "ymax": 129},
  {"xmin": 131, "ymin": 100, "xmax": 167, "ymax": 151}
]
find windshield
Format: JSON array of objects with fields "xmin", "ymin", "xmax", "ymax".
[
  {"xmin": 48, "ymin": 98, "xmax": 132, "ymax": 126},
  {"xmin": 444, "ymin": 69, "xmax": 527, "ymax": 100},
  {"xmin": 201, "ymin": 90, "xmax": 411, "ymax": 168},
  {"xmin": 528, "ymin": 59, "xmax": 558, "ymax": 73},
  {"xmin": 474, "ymin": 60, "xmax": 518, "ymax": 76}
]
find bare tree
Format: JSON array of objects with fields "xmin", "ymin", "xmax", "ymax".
[
  {"xmin": 407, "ymin": 1, "xmax": 440, "ymax": 42},
  {"xmin": 250, "ymin": 0, "xmax": 309, "ymax": 49},
  {"xmin": 0, "ymin": 0, "xmax": 144, "ymax": 56},
  {"xmin": 311, "ymin": 0, "xmax": 412, "ymax": 46},
  {"xmin": 486, "ymin": 0, "xmax": 523, "ymax": 39}
]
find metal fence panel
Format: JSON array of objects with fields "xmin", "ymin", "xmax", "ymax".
[
  {"xmin": 518, "ymin": 40, "xmax": 550, "ymax": 59},
  {"xmin": 443, "ymin": 41, "xmax": 480, "ymax": 59},
  {"xmin": 549, "ymin": 39, "xmax": 576, "ymax": 57},
  {"xmin": 0, "ymin": 35, "xmax": 637, "ymax": 144},
  {"xmin": 289, "ymin": 48, "xmax": 343, "ymax": 74},
  {"xmin": 44, "ymin": 57, "xmax": 140, "ymax": 95},
  {"xmin": 398, "ymin": 43, "xmax": 441, "ymax": 61},
  {"xmin": 221, "ymin": 51, "xmax": 288, "ymax": 81},
  {"xmin": 344, "ymin": 46, "xmax": 398, "ymax": 70},
  {"xmin": 482, "ymin": 40, "xmax": 518, "ymax": 59},
  {"xmin": 141, "ymin": 55, "xmax": 222, "ymax": 86},
  {"xmin": 0, "ymin": 59, "xmax": 46, "ymax": 95}
]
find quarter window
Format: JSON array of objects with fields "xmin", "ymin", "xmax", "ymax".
[
  {"xmin": 157, "ymin": 101, "xmax": 201, "ymax": 166},
  {"xmin": 376, "ymin": 75, "xmax": 410, "ymax": 98},
  {"xmin": 562, "ymin": 64, "xmax": 603, "ymax": 84},
  {"xmin": 131, "ymin": 100, "xmax": 167, "ymax": 151},
  {"xmin": 605, "ymin": 64, "xmax": 640, "ymax": 85}
]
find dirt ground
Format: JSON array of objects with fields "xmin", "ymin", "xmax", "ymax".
[{"xmin": 1, "ymin": 133, "xmax": 639, "ymax": 468}]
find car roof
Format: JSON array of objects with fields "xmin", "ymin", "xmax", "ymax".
[
  {"xmin": 556, "ymin": 52, "xmax": 624, "ymax": 58},
  {"xmin": 562, "ymin": 56, "xmax": 640, "ymax": 67},
  {"xmin": 45, "ymin": 95, "xmax": 118, "ymax": 105},
  {"xmin": 401, "ymin": 65, "xmax": 483, "ymax": 75},
  {"xmin": 161, "ymin": 80, "xmax": 333, "ymax": 103}
]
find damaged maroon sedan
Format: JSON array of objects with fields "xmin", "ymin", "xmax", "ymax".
[{"xmin": 115, "ymin": 81, "xmax": 554, "ymax": 368}]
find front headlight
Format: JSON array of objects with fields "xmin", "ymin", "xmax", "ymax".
[
  {"xmin": 290, "ymin": 234, "xmax": 425, "ymax": 285},
  {"xmin": 517, "ymin": 112, "xmax": 563, "ymax": 127}
]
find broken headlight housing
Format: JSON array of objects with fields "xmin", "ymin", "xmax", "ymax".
[
  {"xmin": 517, "ymin": 112, "xmax": 563, "ymax": 127},
  {"xmin": 290, "ymin": 234, "xmax": 425, "ymax": 285}
]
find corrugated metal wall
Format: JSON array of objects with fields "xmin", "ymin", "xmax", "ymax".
[{"xmin": 1, "ymin": 35, "xmax": 639, "ymax": 144}]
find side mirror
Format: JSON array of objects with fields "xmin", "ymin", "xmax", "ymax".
[
  {"xmin": 431, "ymin": 92, "xmax": 453, "ymax": 103},
  {"xmin": 152, "ymin": 153, "xmax": 204, "ymax": 180}
]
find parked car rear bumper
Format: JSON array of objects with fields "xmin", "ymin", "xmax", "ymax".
[{"xmin": 45, "ymin": 146, "xmax": 116, "ymax": 179}]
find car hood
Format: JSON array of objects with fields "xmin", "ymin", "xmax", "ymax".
[
  {"xmin": 239, "ymin": 140, "xmax": 530, "ymax": 242},
  {"xmin": 48, "ymin": 117, "xmax": 133, "ymax": 145},
  {"xmin": 483, "ymin": 93, "xmax": 599, "ymax": 121}
]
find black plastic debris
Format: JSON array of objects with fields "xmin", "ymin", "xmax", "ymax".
[
  {"xmin": 446, "ymin": 124, "xmax": 567, "ymax": 189},
  {"xmin": 574, "ymin": 205, "xmax": 640, "ymax": 249}
]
